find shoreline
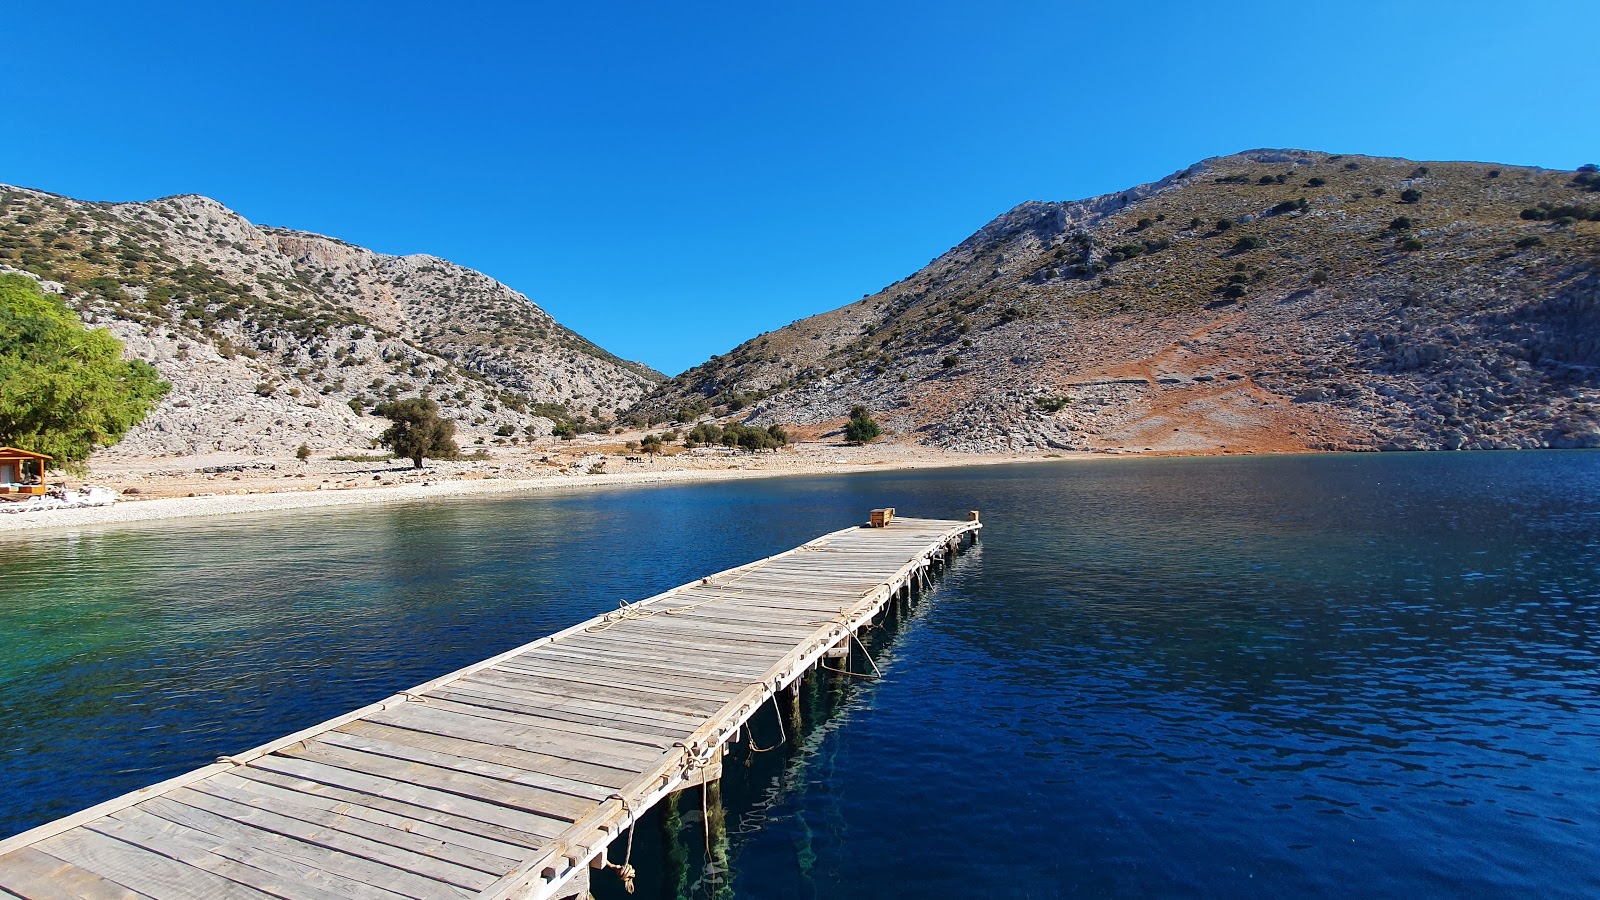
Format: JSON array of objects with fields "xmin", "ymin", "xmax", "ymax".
[{"xmin": 0, "ymin": 451, "xmax": 1063, "ymax": 535}]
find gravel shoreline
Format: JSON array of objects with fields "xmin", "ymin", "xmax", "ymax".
[{"xmin": 0, "ymin": 453, "xmax": 1060, "ymax": 534}]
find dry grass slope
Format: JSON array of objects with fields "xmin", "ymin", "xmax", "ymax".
[
  {"xmin": 632, "ymin": 150, "xmax": 1600, "ymax": 453},
  {"xmin": 0, "ymin": 188, "xmax": 661, "ymax": 457}
]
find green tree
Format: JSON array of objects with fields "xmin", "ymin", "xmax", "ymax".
[
  {"xmin": 0, "ymin": 274, "xmax": 168, "ymax": 472},
  {"xmin": 373, "ymin": 398, "xmax": 458, "ymax": 468},
  {"xmin": 843, "ymin": 405, "xmax": 881, "ymax": 444},
  {"xmin": 640, "ymin": 433, "xmax": 664, "ymax": 456}
]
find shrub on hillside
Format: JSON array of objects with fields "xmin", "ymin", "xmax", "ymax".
[
  {"xmin": 1400, "ymin": 188, "xmax": 1423, "ymax": 203},
  {"xmin": 843, "ymin": 406, "xmax": 881, "ymax": 445}
]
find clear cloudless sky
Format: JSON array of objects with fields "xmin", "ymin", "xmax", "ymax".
[{"xmin": 3, "ymin": 1, "xmax": 1596, "ymax": 375}]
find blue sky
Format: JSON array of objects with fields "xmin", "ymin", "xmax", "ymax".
[{"xmin": 4, "ymin": 2, "xmax": 1595, "ymax": 375}]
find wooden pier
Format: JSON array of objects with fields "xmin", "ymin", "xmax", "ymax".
[{"xmin": 0, "ymin": 512, "xmax": 980, "ymax": 900}]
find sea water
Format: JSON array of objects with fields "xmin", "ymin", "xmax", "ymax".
[{"xmin": 2, "ymin": 452, "xmax": 1597, "ymax": 897}]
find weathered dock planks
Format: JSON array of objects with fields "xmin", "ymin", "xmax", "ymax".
[{"xmin": 0, "ymin": 513, "xmax": 980, "ymax": 900}]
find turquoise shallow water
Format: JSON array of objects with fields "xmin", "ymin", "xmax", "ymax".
[{"xmin": 2, "ymin": 452, "xmax": 1599, "ymax": 897}]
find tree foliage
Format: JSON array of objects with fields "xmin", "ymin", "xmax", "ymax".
[
  {"xmin": 0, "ymin": 274, "xmax": 169, "ymax": 472},
  {"xmin": 373, "ymin": 397, "xmax": 458, "ymax": 468},
  {"xmin": 844, "ymin": 405, "xmax": 881, "ymax": 444},
  {"xmin": 682, "ymin": 421, "xmax": 789, "ymax": 451}
]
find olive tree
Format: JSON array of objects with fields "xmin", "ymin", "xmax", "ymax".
[{"xmin": 373, "ymin": 398, "xmax": 458, "ymax": 468}]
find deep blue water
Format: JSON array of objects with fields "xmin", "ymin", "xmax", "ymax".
[{"xmin": 2, "ymin": 452, "xmax": 1599, "ymax": 897}]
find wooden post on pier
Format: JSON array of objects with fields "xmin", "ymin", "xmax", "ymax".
[
  {"xmin": 700, "ymin": 778, "xmax": 729, "ymax": 897},
  {"xmin": 781, "ymin": 682, "xmax": 803, "ymax": 737}
]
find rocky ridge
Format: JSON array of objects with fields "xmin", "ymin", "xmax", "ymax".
[
  {"xmin": 631, "ymin": 150, "xmax": 1600, "ymax": 453},
  {"xmin": 0, "ymin": 187, "xmax": 660, "ymax": 457}
]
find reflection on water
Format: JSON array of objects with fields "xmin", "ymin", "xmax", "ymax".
[{"xmin": 3, "ymin": 452, "xmax": 1599, "ymax": 897}]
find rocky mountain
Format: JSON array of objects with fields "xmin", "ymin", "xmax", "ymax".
[
  {"xmin": 631, "ymin": 150, "xmax": 1600, "ymax": 453},
  {"xmin": 0, "ymin": 186, "xmax": 661, "ymax": 457}
]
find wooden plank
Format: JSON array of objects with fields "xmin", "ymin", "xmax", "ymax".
[
  {"xmin": 246, "ymin": 755, "xmax": 568, "ymax": 843},
  {"xmin": 443, "ymin": 676, "xmax": 705, "ymax": 730},
  {"xmin": 528, "ymin": 646, "xmax": 772, "ymax": 686},
  {"xmin": 35, "ymin": 829, "xmax": 275, "ymax": 900},
  {"xmin": 84, "ymin": 810, "xmax": 365, "ymax": 900},
  {"xmin": 316, "ymin": 729, "xmax": 612, "ymax": 806},
  {"xmin": 536, "ymin": 640, "xmax": 772, "ymax": 682},
  {"xmin": 160, "ymin": 788, "xmax": 494, "ymax": 892},
  {"xmin": 429, "ymin": 686, "xmax": 699, "ymax": 738},
  {"xmin": 460, "ymin": 668, "xmax": 723, "ymax": 719},
  {"xmin": 230, "ymin": 767, "xmax": 554, "ymax": 853},
  {"xmin": 206, "ymin": 770, "xmax": 532, "ymax": 868},
  {"xmin": 369, "ymin": 703, "xmax": 667, "ymax": 767},
  {"xmin": 0, "ymin": 845, "xmax": 153, "ymax": 900},
  {"xmin": 492, "ymin": 659, "xmax": 739, "ymax": 703},
  {"xmin": 185, "ymin": 776, "xmax": 521, "ymax": 877},
  {"xmin": 277, "ymin": 742, "xmax": 592, "ymax": 823},
  {"xmin": 415, "ymin": 698, "xmax": 679, "ymax": 755},
  {"xmin": 366, "ymin": 700, "xmax": 689, "ymax": 771},
  {"xmin": 589, "ymin": 616, "xmax": 809, "ymax": 648},
  {"xmin": 104, "ymin": 805, "xmax": 417, "ymax": 900},
  {"xmin": 558, "ymin": 631, "xmax": 790, "ymax": 665},
  {"xmin": 334, "ymin": 721, "xmax": 631, "ymax": 793},
  {"xmin": 134, "ymin": 796, "xmax": 470, "ymax": 900},
  {"xmin": 640, "ymin": 601, "xmax": 842, "ymax": 628}
]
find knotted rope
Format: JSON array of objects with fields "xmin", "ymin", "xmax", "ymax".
[{"xmin": 598, "ymin": 794, "xmax": 637, "ymax": 893}]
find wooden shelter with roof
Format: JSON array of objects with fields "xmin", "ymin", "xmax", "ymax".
[{"xmin": 0, "ymin": 447, "xmax": 50, "ymax": 498}]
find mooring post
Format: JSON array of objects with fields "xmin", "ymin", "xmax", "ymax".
[
  {"xmin": 701, "ymin": 777, "xmax": 729, "ymax": 896},
  {"xmin": 660, "ymin": 790, "xmax": 689, "ymax": 898}
]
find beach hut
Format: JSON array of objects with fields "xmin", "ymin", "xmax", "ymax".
[{"xmin": 0, "ymin": 447, "xmax": 50, "ymax": 499}]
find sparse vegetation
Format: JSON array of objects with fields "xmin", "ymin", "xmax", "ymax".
[{"xmin": 843, "ymin": 405, "xmax": 881, "ymax": 444}]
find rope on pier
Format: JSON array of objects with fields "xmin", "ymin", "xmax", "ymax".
[
  {"xmin": 744, "ymin": 695, "xmax": 788, "ymax": 759},
  {"xmin": 819, "ymin": 629, "xmax": 883, "ymax": 679},
  {"xmin": 585, "ymin": 594, "xmax": 720, "ymax": 632},
  {"xmin": 597, "ymin": 794, "xmax": 638, "ymax": 893}
]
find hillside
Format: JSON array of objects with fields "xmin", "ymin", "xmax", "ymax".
[
  {"xmin": 631, "ymin": 150, "xmax": 1600, "ymax": 453},
  {"xmin": 0, "ymin": 187, "xmax": 661, "ymax": 457}
]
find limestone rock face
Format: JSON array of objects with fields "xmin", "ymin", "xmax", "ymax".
[
  {"xmin": 632, "ymin": 150, "xmax": 1600, "ymax": 453},
  {"xmin": 0, "ymin": 188, "xmax": 661, "ymax": 457}
]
